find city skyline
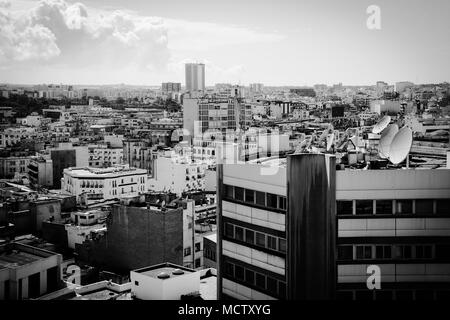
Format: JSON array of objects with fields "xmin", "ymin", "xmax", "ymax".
[{"xmin": 1, "ymin": 0, "xmax": 450, "ymax": 86}]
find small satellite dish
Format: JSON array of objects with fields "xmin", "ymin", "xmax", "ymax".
[
  {"xmin": 326, "ymin": 134, "xmax": 334, "ymax": 151},
  {"xmin": 388, "ymin": 126, "xmax": 413, "ymax": 164},
  {"xmin": 379, "ymin": 124, "xmax": 399, "ymax": 159},
  {"xmin": 372, "ymin": 115, "xmax": 391, "ymax": 134}
]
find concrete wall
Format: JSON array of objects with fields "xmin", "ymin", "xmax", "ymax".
[{"xmin": 75, "ymin": 205, "xmax": 183, "ymax": 273}]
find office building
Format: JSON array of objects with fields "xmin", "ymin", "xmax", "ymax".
[
  {"xmin": 217, "ymin": 155, "xmax": 450, "ymax": 300},
  {"xmin": 185, "ymin": 63, "xmax": 205, "ymax": 93}
]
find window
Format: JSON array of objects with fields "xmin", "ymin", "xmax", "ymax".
[
  {"xmin": 267, "ymin": 236, "xmax": 277, "ymax": 250},
  {"xmin": 245, "ymin": 269, "xmax": 255, "ymax": 285},
  {"xmin": 184, "ymin": 247, "xmax": 191, "ymax": 257},
  {"xmin": 225, "ymin": 223, "xmax": 234, "ymax": 238},
  {"xmin": 278, "ymin": 196, "xmax": 287, "ymax": 210},
  {"xmin": 415, "ymin": 245, "xmax": 432, "ymax": 259},
  {"xmin": 395, "ymin": 245, "xmax": 412, "ymax": 259},
  {"xmin": 195, "ymin": 242, "xmax": 201, "ymax": 252},
  {"xmin": 435, "ymin": 244, "xmax": 450, "ymax": 259},
  {"xmin": 255, "ymin": 273, "xmax": 266, "ymax": 289},
  {"xmin": 375, "ymin": 245, "xmax": 392, "ymax": 259},
  {"xmin": 255, "ymin": 191, "xmax": 265, "ymax": 206},
  {"xmin": 356, "ymin": 245, "xmax": 372, "ymax": 259},
  {"xmin": 279, "ymin": 239, "xmax": 287, "ymax": 253},
  {"xmin": 245, "ymin": 229, "xmax": 255, "ymax": 245},
  {"xmin": 267, "ymin": 193, "xmax": 278, "ymax": 209},
  {"xmin": 338, "ymin": 245, "xmax": 353, "ymax": 261},
  {"xmin": 266, "ymin": 277, "xmax": 277, "ymax": 293},
  {"xmin": 396, "ymin": 199, "xmax": 413, "ymax": 214},
  {"xmin": 337, "ymin": 200, "xmax": 353, "ymax": 215},
  {"xmin": 415, "ymin": 199, "xmax": 434, "ymax": 215},
  {"xmin": 278, "ymin": 282, "xmax": 286, "ymax": 299},
  {"xmin": 395, "ymin": 290, "xmax": 413, "ymax": 301},
  {"xmin": 436, "ymin": 199, "xmax": 450, "ymax": 215},
  {"xmin": 375, "ymin": 290, "xmax": 393, "ymax": 301},
  {"xmin": 356, "ymin": 200, "xmax": 373, "ymax": 215},
  {"xmin": 355, "ymin": 290, "xmax": 373, "ymax": 301},
  {"xmin": 234, "ymin": 187, "xmax": 244, "ymax": 201},
  {"xmin": 235, "ymin": 226, "xmax": 244, "ymax": 241},
  {"xmin": 376, "ymin": 200, "xmax": 393, "ymax": 215},
  {"xmin": 245, "ymin": 189, "xmax": 254, "ymax": 203},
  {"xmin": 224, "ymin": 262, "xmax": 234, "ymax": 277},
  {"xmin": 225, "ymin": 185, "xmax": 233, "ymax": 199},
  {"xmin": 195, "ymin": 258, "xmax": 201, "ymax": 268},
  {"xmin": 134, "ymin": 281, "xmax": 139, "ymax": 286},
  {"xmin": 256, "ymin": 232, "xmax": 266, "ymax": 247},
  {"xmin": 235, "ymin": 265, "xmax": 244, "ymax": 280}
]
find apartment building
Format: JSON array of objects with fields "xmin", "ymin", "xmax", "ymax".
[{"xmin": 217, "ymin": 154, "xmax": 450, "ymax": 300}]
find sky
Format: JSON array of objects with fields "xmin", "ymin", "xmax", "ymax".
[{"xmin": 0, "ymin": 0, "xmax": 449, "ymax": 86}]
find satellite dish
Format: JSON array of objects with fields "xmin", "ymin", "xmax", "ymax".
[
  {"xmin": 372, "ymin": 115, "xmax": 391, "ymax": 134},
  {"xmin": 388, "ymin": 126, "xmax": 413, "ymax": 164},
  {"xmin": 326, "ymin": 134, "xmax": 334, "ymax": 151},
  {"xmin": 379, "ymin": 124, "xmax": 399, "ymax": 159}
]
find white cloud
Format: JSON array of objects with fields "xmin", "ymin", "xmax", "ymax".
[{"xmin": 0, "ymin": 0, "xmax": 285, "ymax": 84}]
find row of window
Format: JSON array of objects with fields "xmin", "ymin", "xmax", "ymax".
[
  {"xmin": 223, "ymin": 184, "xmax": 287, "ymax": 212},
  {"xmin": 224, "ymin": 222, "xmax": 286, "ymax": 254},
  {"xmin": 337, "ymin": 244, "xmax": 450, "ymax": 261},
  {"xmin": 337, "ymin": 199, "xmax": 450, "ymax": 216},
  {"xmin": 337, "ymin": 289, "xmax": 450, "ymax": 301},
  {"xmin": 224, "ymin": 259, "xmax": 286, "ymax": 299}
]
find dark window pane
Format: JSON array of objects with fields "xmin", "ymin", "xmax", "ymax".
[
  {"xmin": 225, "ymin": 262, "xmax": 234, "ymax": 277},
  {"xmin": 375, "ymin": 291, "xmax": 393, "ymax": 301},
  {"xmin": 256, "ymin": 232, "xmax": 266, "ymax": 247},
  {"xmin": 235, "ymin": 265, "xmax": 244, "ymax": 280},
  {"xmin": 267, "ymin": 193, "xmax": 278, "ymax": 208},
  {"xmin": 225, "ymin": 184, "xmax": 233, "ymax": 199},
  {"xmin": 415, "ymin": 290, "xmax": 434, "ymax": 300},
  {"xmin": 267, "ymin": 236, "xmax": 277, "ymax": 250},
  {"xmin": 338, "ymin": 245, "xmax": 353, "ymax": 261},
  {"xmin": 225, "ymin": 223, "xmax": 234, "ymax": 238},
  {"xmin": 415, "ymin": 199, "xmax": 433, "ymax": 215},
  {"xmin": 376, "ymin": 200, "xmax": 393, "ymax": 215},
  {"xmin": 266, "ymin": 277, "xmax": 277, "ymax": 293},
  {"xmin": 364, "ymin": 246, "xmax": 372, "ymax": 259},
  {"xmin": 245, "ymin": 269, "xmax": 255, "ymax": 285},
  {"xmin": 245, "ymin": 189, "xmax": 255, "ymax": 203},
  {"xmin": 235, "ymin": 187, "xmax": 244, "ymax": 201},
  {"xmin": 436, "ymin": 244, "xmax": 450, "ymax": 259},
  {"xmin": 255, "ymin": 273, "xmax": 266, "ymax": 289},
  {"xmin": 396, "ymin": 290, "xmax": 413, "ymax": 301},
  {"xmin": 337, "ymin": 200, "xmax": 353, "ymax": 215},
  {"xmin": 356, "ymin": 200, "xmax": 373, "ymax": 215},
  {"xmin": 235, "ymin": 226, "xmax": 244, "ymax": 241},
  {"xmin": 337, "ymin": 291, "xmax": 353, "ymax": 300},
  {"xmin": 245, "ymin": 229, "xmax": 255, "ymax": 245},
  {"xmin": 355, "ymin": 290, "xmax": 373, "ymax": 300},
  {"xmin": 396, "ymin": 199, "xmax": 413, "ymax": 214},
  {"xmin": 255, "ymin": 191, "xmax": 265, "ymax": 206},
  {"xmin": 404, "ymin": 246, "xmax": 412, "ymax": 259},
  {"xmin": 278, "ymin": 196, "xmax": 286, "ymax": 210},
  {"xmin": 279, "ymin": 239, "xmax": 287, "ymax": 253},
  {"xmin": 278, "ymin": 282, "xmax": 286, "ymax": 299},
  {"xmin": 436, "ymin": 290, "xmax": 450, "ymax": 300},
  {"xmin": 436, "ymin": 199, "xmax": 450, "ymax": 215}
]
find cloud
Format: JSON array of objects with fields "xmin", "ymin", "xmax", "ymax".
[
  {"xmin": 0, "ymin": 0, "xmax": 170, "ymax": 71},
  {"xmin": 0, "ymin": 0, "xmax": 285, "ymax": 84}
]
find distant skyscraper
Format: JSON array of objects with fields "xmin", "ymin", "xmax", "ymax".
[{"xmin": 185, "ymin": 63, "xmax": 205, "ymax": 93}]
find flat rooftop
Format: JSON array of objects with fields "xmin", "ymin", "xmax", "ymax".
[
  {"xmin": 133, "ymin": 263, "xmax": 195, "ymax": 280},
  {"xmin": 0, "ymin": 250, "xmax": 43, "ymax": 268},
  {"xmin": 70, "ymin": 289, "xmax": 132, "ymax": 300}
]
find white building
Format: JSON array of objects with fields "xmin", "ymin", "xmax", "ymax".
[
  {"xmin": 61, "ymin": 165, "xmax": 148, "ymax": 205},
  {"xmin": 148, "ymin": 151, "xmax": 207, "ymax": 195}
]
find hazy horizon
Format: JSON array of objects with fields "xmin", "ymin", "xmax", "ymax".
[{"xmin": 1, "ymin": 0, "xmax": 449, "ymax": 86}]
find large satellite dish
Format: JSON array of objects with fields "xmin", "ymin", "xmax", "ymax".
[
  {"xmin": 388, "ymin": 126, "xmax": 413, "ymax": 164},
  {"xmin": 379, "ymin": 124, "xmax": 399, "ymax": 159},
  {"xmin": 326, "ymin": 134, "xmax": 334, "ymax": 151},
  {"xmin": 372, "ymin": 115, "xmax": 391, "ymax": 134}
]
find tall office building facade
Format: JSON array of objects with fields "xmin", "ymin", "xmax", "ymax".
[
  {"xmin": 217, "ymin": 155, "xmax": 450, "ymax": 300},
  {"xmin": 185, "ymin": 63, "xmax": 205, "ymax": 93}
]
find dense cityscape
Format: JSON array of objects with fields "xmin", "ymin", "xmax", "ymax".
[{"xmin": 0, "ymin": 0, "xmax": 449, "ymax": 309}]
